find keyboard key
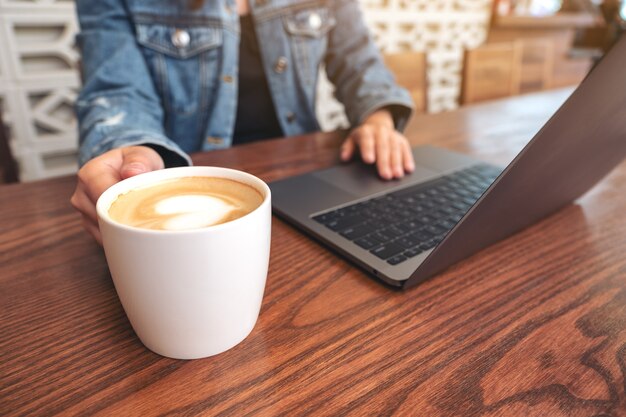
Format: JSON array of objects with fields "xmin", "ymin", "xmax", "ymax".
[
  {"xmin": 424, "ymin": 224, "xmax": 447, "ymax": 235},
  {"xmin": 438, "ymin": 206, "xmax": 458, "ymax": 215},
  {"xmin": 370, "ymin": 232, "xmax": 393, "ymax": 244},
  {"xmin": 410, "ymin": 230, "xmax": 434, "ymax": 242},
  {"xmin": 398, "ymin": 220, "xmax": 424, "ymax": 232},
  {"xmin": 447, "ymin": 184, "xmax": 468, "ymax": 194},
  {"xmin": 417, "ymin": 215, "xmax": 437, "ymax": 224},
  {"xmin": 325, "ymin": 214, "xmax": 367, "ymax": 231},
  {"xmin": 420, "ymin": 239, "xmax": 438, "ymax": 250},
  {"xmin": 431, "ymin": 210, "xmax": 451, "ymax": 220},
  {"xmin": 409, "ymin": 205, "xmax": 430, "ymax": 215},
  {"xmin": 397, "ymin": 210, "xmax": 414, "ymax": 219},
  {"xmin": 466, "ymin": 184, "xmax": 484, "ymax": 194},
  {"xmin": 380, "ymin": 226, "xmax": 405, "ymax": 238},
  {"xmin": 449, "ymin": 213, "xmax": 465, "ymax": 223},
  {"xmin": 432, "ymin": 234, "xmax": 445, "ymax": 244},
  {"xmin": 341, "ymin": 223, "xmax": 375, "ymax": 240},
  {"xmin": 461, "ymin": 197, "xmax": 478, "ymax": 206},
  {"xmin": 387, "ymin": 254, "xmax": 408, "ymax": 265},
  {"xmin": 454, "ymin": 188, "xmax": 474, "ymax": 198},
  {"xmin": 397, "ymin": 236, "xmax": 421, "ymax": 249},
  {"xmin": 366, "ymin": 219, "xmax": 387, "ymax": 231},
  {"xmin": 380, "ymin": 213, "xmax": 405, "ymax": 224},
  {"xmin": 404, "ymin": 247, "xmax": 423, "ymax": 258},
  {"xmin": 354, "ymin": 237, "xmax": 380, "ymax": 250},
  {"xmin": 371, "ymin": 243, "xmax": 405, "ymax": 260},
  {"xmin": 359, "ymin": 207, "xmax": 382, "ymax": 220},
  {"xmin": 451, "ymin": 201, "xmax": 470, "ymax": 211},
  {"xmin": 438, "ymin": 220, "xmax": 457, "ymax": 230},
  {"xmin": 313, "ymin": 212, "xmax": 337, "ymax": 224}
]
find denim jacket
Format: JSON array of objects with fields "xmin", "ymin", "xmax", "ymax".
[{"xmin": 75, "ymin": 0, "xmax": 414, "ymax": 166}]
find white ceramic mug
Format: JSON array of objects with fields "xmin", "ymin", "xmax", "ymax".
[{"xmin": 96, "ymin": 166, "xmax": 271, "ymax": 359}]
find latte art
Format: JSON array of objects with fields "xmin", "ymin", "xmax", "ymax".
[
  {"xmin": 108, "ymin": 176, "xmax": 264, "ymax": 231},
  {"xmin": 154, "ymin": 195, "xmax": 236, "ymax": 230}
]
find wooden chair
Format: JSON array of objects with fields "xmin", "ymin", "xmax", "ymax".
[
  {"xmin": 0, "ymin": 108, "xmax": 19, "ymax": 184},
  {"xmin": 383, "ymin": 51, "xmax": 428, "ymax": 113},
  {"xmin": 518, "ymin": 38, "xmax": 555, "ymax": 93},
  {"xmin": 461, "ymin": 41, "xmax": 523, "ymax": 104}
]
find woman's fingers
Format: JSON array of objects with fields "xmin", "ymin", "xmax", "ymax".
[
  {"xmin": 389, "ymin": 134, "xmax": 404, "ymax": 178},
  {"xmin": 356, "ymin": 128, "xmax": 376, "ymax": 164},
  {"xmin": 341, "ymin": 124, "xmax": 415, "ymax": 180},
  {"xmin": 81, "ymin": 216, "xmax": 103, "ymax": 245},
  {"xmin": 340, "ymin": 136, "xmax": 356, "ymax": 161},
  {"xmin": 374, "ymin": 129, "xmax": 392, "ymax": 179},
  {"xmin": 70, "ymin": 188, "xmax": 99, "ymax": 225},
  {"xmin": 71, "ymin": 146, "xmax": 165, "ymax": 244},
  {"xmin": 401, "ymin": 136, "xmax": 416, "ymax": 173}
]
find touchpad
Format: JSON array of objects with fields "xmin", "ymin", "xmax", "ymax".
[{"xmin": 313, "ymin": 161, "xmax": 440, "ymax": 198}]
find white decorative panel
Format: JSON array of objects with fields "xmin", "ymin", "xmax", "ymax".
[
  {"xmin": 0, "ymin": 0, "xmax": 79, "ymax": 181},
  {"xmin": 317, "ymin": 0, "xmax": 493, "ymax": 130},
  {"xmin": 316, "ymin": 69, "xmax": 350, "ymax": 131}
]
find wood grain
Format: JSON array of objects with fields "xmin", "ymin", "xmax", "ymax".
[{"xmin": 1, "ymin": 88, "xmax": 625, "ymax": 416}]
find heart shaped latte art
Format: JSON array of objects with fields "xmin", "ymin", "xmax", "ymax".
[{"xmin": 155, "ymin": 195, "xmax": 236, "ymax": 230}]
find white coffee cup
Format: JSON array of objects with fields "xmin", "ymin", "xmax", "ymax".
[{"xmin": 96, "ymin": 166, "xmax": 271, "ymax": 359}]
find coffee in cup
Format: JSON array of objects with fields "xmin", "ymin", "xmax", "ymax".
[{"xmin": 108, "ymin": 176, "xmax": 264, "ymax": 231}]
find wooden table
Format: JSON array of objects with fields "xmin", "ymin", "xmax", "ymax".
[{"xmin": 2, "ymin": 88, "xmax": 626, "ymax": 416}]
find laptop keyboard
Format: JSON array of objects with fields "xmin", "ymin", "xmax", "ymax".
[{"xmin": 312, "ymin": 164, "xmax": 502, "ymax": 266}]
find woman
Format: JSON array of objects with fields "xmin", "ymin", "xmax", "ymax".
[{"xmin": 71, "ymin": 0, "xmax": 415, "ymax": 243}]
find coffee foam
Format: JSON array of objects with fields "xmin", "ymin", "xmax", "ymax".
[
  {"xmin": 108, "ymin": 176, "xmax": 263, "ymax": 231},
  {"xmin": 155, "ymin": 195, "xmax": 236, "ymax": 230}
]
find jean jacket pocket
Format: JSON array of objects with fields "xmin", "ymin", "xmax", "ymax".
[{"xmin": 135, "ymin": 23, "xmax": 222, "ymax": 59}]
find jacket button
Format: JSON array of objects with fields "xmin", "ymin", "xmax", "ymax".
[
  {"xmin": 206, "ymin": 136, "xmax": 224, "ymax": 145},
  {"xmin": 274, "ymin": 57, "xmax": 288, "ymax": 73},
  {"xmin": 172, "ymin": 29, "xmax": 190, "ymax": 49},
  {"xmin": 308, "ymin": 13, "xmax": 322, "ymax": 30},
  {"xmin": 286, "ymin": 112, "xmax": 296, "ymax": 123}
]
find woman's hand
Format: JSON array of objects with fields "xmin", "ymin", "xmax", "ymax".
[
  {"xmin": 340, "ymin": 109, "xmax": 415, "ymax": 180},
  {"xmin": 70, "ymin": 145, "xmax": 164, "ymax": 244}
]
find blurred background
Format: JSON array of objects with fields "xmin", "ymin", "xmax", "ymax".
[{"xmin": 0, "ymin": 0, "xmax": 624, "ymax": 182}]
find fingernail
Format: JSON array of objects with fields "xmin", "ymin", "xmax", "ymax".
[
  {"xmin": 125, "ymin": 162, "xmax": 145, "ymax": 171},
  {"xmin": 122, "ymin": 163, "xmax": 147, "ymax": 177}
]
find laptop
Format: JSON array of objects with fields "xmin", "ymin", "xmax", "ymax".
[{"xmin": 269, "ymin": 34, "xmax": 626, "ymax": 289}]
